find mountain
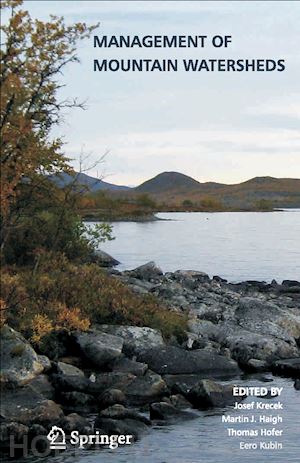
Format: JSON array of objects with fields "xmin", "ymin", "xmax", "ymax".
[
  {"xmin": 48, "ymin": 172, "xmax": 131, "ymax": 192},
  {"xmin": 135, "ymin": 174, "xmax": 300, "ymax": 209},
  {"xmin": 135, "ymin": 171, "xmax": 202, "ymax": 193},
  {"xmin": 49, "ymin": 171, "xmax": 300, "ymax": 209}
]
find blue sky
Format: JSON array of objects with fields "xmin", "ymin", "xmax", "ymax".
[{"xmin": 24, "ymin": 1, "xmax": 300, "ymax": 185}]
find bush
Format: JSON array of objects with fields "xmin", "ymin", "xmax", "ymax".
[
  {"xmin": 254, "ymin": 199, "xmax": 273, "ymax": 211},
  {"xmin": 182, "ymin": 199, "xmax": 194, "ymax": 208},
  {"xmin": 3, "ymin": 181, "xmax": 114, "ymax": 265},
  {"xmin": 201, "ymin": 196, "xmax": 223, "ymax": 210},
  {"xmin": 1, "ymin": 253, "xmax": 186, "ymax": 344}
]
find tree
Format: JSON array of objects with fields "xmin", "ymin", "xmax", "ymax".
[
  {"xmin": 0, "ymin": 0, "xmax": 98, "ymax": 252},
  {"xmin": 182, "ymin": 199, "xmax": 193, "ymax": 208},
  {"xmin": 201, "ymin": 196, "xmax": 223, "ymax": 210},
  {"xmin": 136, "ymin": 194, "xmax": 156, "ymax": 209},
  {"xmin": 254, "ymin": 199, "xmax": 273, "ymax": 211}
]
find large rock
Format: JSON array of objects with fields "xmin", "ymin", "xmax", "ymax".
[
  {"xmin": 163, "ymin": 374, "xmax": 221, "ymax": 391},
  {"xmin": 62, "ymin": 413, "xmax": 92, "ymax": 434},
  {"xmin": 136, "ymin": 346, "xmax": 240, "ymax": 376},
  {"xmin": 29, "ymin": 374, "xmax": 56, "ymax": 400},
  {"xmin": 109, "ymin": 356, "xmax": 148, "ymax": 376},
  {"xmin": 98, "ymin": 325, "xmax": 165, "ymax": 357},
  {"xmin": 74, "ymin": 330, "xmax": 123, "ymax": 367},
  {"xmin": 271, "ymin": 358, "xmax": 300, "ymax": 378},
  {"xmin": 54, "ymin": 361, "xmax": 85, "ymax": 377},
  {"xmin": 38, "ymin": 355, "xmax": 52, "ymax": 372},
  {"xmin": 235, "ymin": 297, "xmax": 300, "ymax": 341},
  {"xmin": 59, "ymin": 391, "xmax": 96, "ymax": 413},
  {"xmin": 92, "ymin": 249, "xmax": 120, "ymax": 268},
  {"xmin": 95, "ymin": 405, "xmax": 151, "ymax": 440},
  {"xmin": 99, "ymin": 404, "xmax": 150, "ymax": 425},
  {"xmin": 94, "ymin": 417, "xmax": 148, "ymax": 441},
  {"xmin": 98, "ymin": 388, "xmax": 126, "ymax": 409},
  {"xmin": 186, "ymin": 379, "xmax": 241, "ymax": 408},
  {"xmin": 127, "ymin": 261, "xmax": 163, "ymax": 280},
  {"xmin": 0, "ymin": 386, "xmax": 64, "ymax": 428},
  {"xmin": 169, "ymin": 394, "xmax": 193, "ymax": 409},
  {"xmin": 0, "ymin": 325, "xmax": 44, "ymax": 387},
  {"xmin": 149, "ymin": 402, "xmax": 197, "ymax": 423},
  {"xmin": 87, "ymin": 372, "xmax": 135, "ymax": 395},
  {"xmin": 172, "ymin": 270, "xmax": 210, "ymax": 286},
  {"xmin": 124, "ymin": 370, "xmax": 168, "ymax": 405},
  {"xmin": 50, "ymin": 373, "xmax": 90, "ymax": 393},
  {"xmin": 221, "ymin": 328, "xmax": 299, "ymax": 367}
]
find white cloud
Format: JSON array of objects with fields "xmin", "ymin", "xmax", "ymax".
[{"xmin": 65, "ymin": 127, "xmax": 300, "ymax": 184}]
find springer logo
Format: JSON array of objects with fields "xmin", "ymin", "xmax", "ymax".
[
  {"xmin": 46, "ymin": 426, "xmax": 133, "ymax": 452},
  {"xmin": 47, "ymin": 426, "xmax": 67, "ymax": 450}
]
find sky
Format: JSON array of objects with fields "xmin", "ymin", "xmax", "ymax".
[{"xmin": 23, "ymin": 1, "xmax": 300, "ymax": 186}]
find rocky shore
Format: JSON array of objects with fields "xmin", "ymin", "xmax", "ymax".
[{"xmin": 1, "ymin": 261, "xmax": 300, "ymax": 457}]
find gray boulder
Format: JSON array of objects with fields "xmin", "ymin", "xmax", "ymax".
[
  {"xmin": 38, "ymin": 355, "xmax": 52, "ymax": 372},
  {"xmin": 109, "ymin": 356, "xmax": 148, "ymax": 376},
  {"xmin": 164, "ymin": 374, "xmax": 221, "ymax": 391},
  {"xmin": 92, "ymin": 249, "xmax": 120, "ymax": 268},
  {"xmin": 169, "ymin": 394, "xmax": 193, "ymax": 409},
  {"xmin": 187, "ymin": 379, "xmax": 242, "ymax": 408},
  {"xmin": 0, "ymin": 325, "xmax": 44, "ymax": 387},
  {"xmin": 136, "ymin": 346, "xmax": 240, "ymax": 376},
  {"xmin": 271, "ymin": 358, "xmax": 300, "ymax": 378},
  {"xmin": 247, "ymin": 359, "xmax": 268, "ymax": 372},
  {"xmin": 124, "ymin": 370, "xmax": 168, "ymax": 405},
  {"xmin": 55, "ymin": 361, "xmax": 85, "ymax": 377},
  {"xmin": 98, "ymin": 388, "xmax": 126, "ymax": 409},
  {"xmin": 59, "ymin": 391, "xmax": 96, "ymax": 412},
  {"xmin": 74, "ymin": 330, "xmax": 123, "ymax": 367},
  {"xmin": 149, "ymin": 402, "xmax": 197, "ymax": 423},
  {"xmin": 87, "ymin": 372, "xmax": 136, "ymax": 395},
  {"xmin": 62, "ymin": 413, "xmax": 92, "ymax": 434},
  {"xmin": 95, "ymin": 418, "xmax": 148, "ymax": 441},
  {"xmin": 172, "ymin": 270, "xmax": 210, "ymax": 286},
  {"xmin": 0, "ymin": 386, "xmax": 64, "ymax": 427},
  {"xmin": 127, "ymin": 261, "xmax": 163, "ymax": 280},
  {"xmin": 235, "ymin": 297, "xmax": 300, "ymax": 341},
  {"xmin": 98, "ymin": 325, "xmax": 165, "ymax": 357},
  {"xmin": 29, "ymin": 374, "xmax": 55, "ymax": 400},
  {"xmin": 223, "ymin": 329, "xmax": 299, "ymax": 366},
  {"xmin": 50, "ymin": 373, "xmax": 90, "ymax": 393},
  {"xmin": 99, "ymin": 404, "xmax": 150, "ymax": 425}
]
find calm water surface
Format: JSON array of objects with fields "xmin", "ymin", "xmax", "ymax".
[{"xmin": 98, "ymin": 210, "xmax": 300, "ymax": 282}]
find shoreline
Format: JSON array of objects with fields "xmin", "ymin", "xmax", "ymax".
[
  {"xmin": 1, "ymin": 262, "xmax": 299, "ymax": 459},
  {"xmin": 81, "ymin": 208, "xmax": 293, "ymax": 223}
]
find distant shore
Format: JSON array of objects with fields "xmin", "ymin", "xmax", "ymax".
[{"xmin": 80, "ymin": 207, "xmax": 289, "ymax": 222}]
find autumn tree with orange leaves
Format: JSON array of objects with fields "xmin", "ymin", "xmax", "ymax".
[{"xmin": 0, "ymin": 0, "xmax": 98, "ymax": 255}]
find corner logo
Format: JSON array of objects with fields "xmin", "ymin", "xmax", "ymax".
[{"xmin": 47, "ymin": 426, "xmax": 66, "ymax": 450}]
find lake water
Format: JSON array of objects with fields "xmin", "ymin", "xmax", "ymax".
[{"xmin": 98, "ymin": 210, "xmax": 300, "ymax": 282}]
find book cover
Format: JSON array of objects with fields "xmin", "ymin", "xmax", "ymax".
[{"xmin": 1, "ymin": 1, "xmax": 299, "ymax": 462}]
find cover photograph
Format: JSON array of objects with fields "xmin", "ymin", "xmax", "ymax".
[{"xmin": 0, "ymin": 1, "xmax": 299, "ymax": 462}]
